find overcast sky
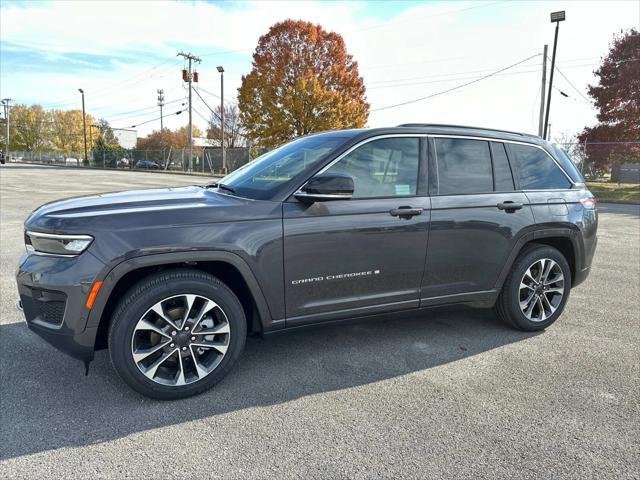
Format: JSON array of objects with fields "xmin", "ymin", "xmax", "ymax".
[{"xmin": 1, "ymin": 0, "xmax": 638, "ymax": 142}]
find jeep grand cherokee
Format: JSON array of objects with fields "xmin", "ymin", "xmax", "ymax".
[{"xmin": 16, "ymin": 124, "xmax": 598, "ymax": 399}]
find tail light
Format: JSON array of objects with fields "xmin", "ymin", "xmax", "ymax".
[{"xmin": 580, "ymin": 197, "xmax": 597, "ymax": 208}]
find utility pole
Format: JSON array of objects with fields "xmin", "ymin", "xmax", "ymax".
[
  {"xmin": 217, "ymin": 66, "xmax": 226, "ymax": 173},
  {"xmin": 178, "ymin": 51, "xmax": 201, "ymax": 171},
  {"xmin": 78, "ymin": 89, "xmax": 88, "ymax": 166},
  {"xmin": 543, "ymin": 11, "xmax": 566, "ymax": 140},
  {"xmin": 1, "ymin": 98, "xmax": 11, "ymax": 161},
  {"xmin": 157, "ymin": 89, "xmax": 165, "ymax": 130},
  {"xmin": 538, "ymin": 44, "xmax": 548, "ymax": 137}
]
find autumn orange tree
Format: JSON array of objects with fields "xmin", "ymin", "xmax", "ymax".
[{"xmin": 238, "ymin": 19, "xmax": 369, "ymax": 148}]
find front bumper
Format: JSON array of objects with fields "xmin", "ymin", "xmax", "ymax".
[{"xmin": 16, "ymin": 250, "xmax": 107, "ymax": 361}]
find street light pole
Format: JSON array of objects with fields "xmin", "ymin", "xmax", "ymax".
[
  {"xmin": 1, "ymin": 98, "xmax": 11, "ymax": 161},
  {"xmin": 78, "ymin": 88, "xmax": 88, "ymax": 165},
  {"xmin": 538, "ymin": 44, "xmax": 548, "ymax": 137},
  {"xmin": 543, "ymin": 11, "xmax": 566, "ymax": 140},
  {"xmin": 217, "ymin": 66, "xmax": 226, "ymax": 173}
]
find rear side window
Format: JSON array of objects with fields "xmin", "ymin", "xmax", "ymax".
[
  {"xmin": 510, "ymin": 144, "xmax": 572, "ymax": 190},
  {"xmin": 435, "ymin": 138, "xmax": 493, "ymax": 195},
  {"xmin": 490, "ymin": 142, "xmax": 515, "ymax": 191}
]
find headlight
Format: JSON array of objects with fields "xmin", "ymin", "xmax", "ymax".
[{"xmin": 25, "ymin": 231, "xmax": 93, "ymax": 256}]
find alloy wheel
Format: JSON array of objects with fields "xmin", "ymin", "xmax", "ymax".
[
  {"xmin": 130, "ymin": 294, "xmax": 231, "ymax": 386},
  {"xmin": 518, "ymin": 258, "xmax": 565, "ymax": 322}
]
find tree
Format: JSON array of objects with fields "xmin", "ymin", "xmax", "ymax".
[
  {"xmin": 91, "ymin": 119, "xmax": 124, "ymax": 167},
  {"xmin": 8, "ymin": 104, "xmax": 52, "ymax": 152},
  {"xmin": 50, "ymin": 109, "xmax": 90, "ymax": 154},
  {"xmin": 238, "ymin": 19, "xmax": 369, "ymax": 148},
  {"xmin": 207, "ymin": 103, "xmax": 246, "ymax": 148},
  {"xmin": 578, "ymin": 29, "xmax": 640, "ymax": 175},
  {"xmin": 136, "ymin": 125, "xmax": 203, "ymax": 151}
]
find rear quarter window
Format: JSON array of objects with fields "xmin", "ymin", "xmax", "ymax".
[{"xmin": 510, "ymin": 144, "xmax": 572, "ymax": 190}]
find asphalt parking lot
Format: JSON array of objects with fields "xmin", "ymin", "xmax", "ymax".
[{"xmin": 1, "ymin": 164, "xmax": 638, "ymax": 479}]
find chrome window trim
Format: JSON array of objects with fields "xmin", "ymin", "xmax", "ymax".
[{"xmin": 430, "ymin": 134, "xmax": 576, "ymax": 187}]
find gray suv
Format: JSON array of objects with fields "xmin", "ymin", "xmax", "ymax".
[{"xmin": 16, "ymin": 124, "xmax": 598, "ymax": 399}]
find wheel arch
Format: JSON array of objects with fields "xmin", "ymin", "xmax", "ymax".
[
  {"xmin": 88, "ymin": 251, "xmax": 278, "ymax": 351},
  {"xmin": 495, "ymin": 226, "xmax": 582, "ymax": 291}
]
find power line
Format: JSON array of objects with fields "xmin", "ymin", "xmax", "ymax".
[
  {"xmin": 193, "ymin": 88, "xmax": 221, "ymax": 121},
  {"xmin": 353, "ymin": 0, "xmax": 509, "ymax": 33},
  {"xmin": 371, "ymin": 53, "xmax": 541, "ymax": 112},
  {"xmin": 117, "ymin": 109, "xmax": 184, "ymax": 129},
  {"xmin": 102, "ymin": 98, "xmax": 187, "ymax": 122},
  {"xmin": 551, "ymin": 61, "xmax": 592, "ymax": 104}
]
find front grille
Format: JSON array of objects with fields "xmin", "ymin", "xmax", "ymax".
[{"xmin": 20, "ymin": 288, "xmax": 67, "ymax": 327}]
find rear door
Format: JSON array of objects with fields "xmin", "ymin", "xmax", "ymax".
[
  {"xmin": 282, "ymin": 136, "xmax": 430, "ymax": 325},
  {"xmin": 421, "ymin": 136, "xmax": 535, "ymax": 302}
]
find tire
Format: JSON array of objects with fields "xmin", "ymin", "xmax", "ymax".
[
  {"xmin": 495, "ymin": 244, "xmax": 572, "ymax": 331},
  {"xmin": 109, "ymin": 269, "xmax": 246, "ymax": 400}
]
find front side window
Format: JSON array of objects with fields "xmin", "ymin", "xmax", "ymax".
[
  {"xmin": 323, "ymin": 137, "xmax": 420, "ymax": 198},
  {"xmin": 219, "ymin": 134, "xmax": 348, "ymax": 199},
  {"xmin": 510, "ymin": 144, "xmax": 572, "ymax": 190},
  {"xmin": 435, "ymin": 138, "xmax": 493, "ymax": 195}
]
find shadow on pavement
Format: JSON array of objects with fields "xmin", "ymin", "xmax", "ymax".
[{"xmin": 0, "ymin": 307, "xmax": 538, "ymax": 460}]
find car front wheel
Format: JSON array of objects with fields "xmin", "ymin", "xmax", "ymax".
[
  {"xmin": 108, "ymin": 269, "xmax": 246, "ymax": 400},
  {"xmin": 496, "ymin": 244, "xmax": 572, "ymax": 331}
]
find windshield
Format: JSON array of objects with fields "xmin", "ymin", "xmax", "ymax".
[{"xmin": 216, "ymin": 134, "xmax": 348, "ymax": 200}]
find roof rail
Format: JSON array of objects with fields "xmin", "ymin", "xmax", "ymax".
[{"xmin": 397, "ymin": 123, "xmax": 540, "ymax": 138}]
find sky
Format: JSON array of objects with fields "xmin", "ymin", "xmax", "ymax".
[{"xmin": 1, "ymin": 0, "xmax": 639, "ymax": 143}]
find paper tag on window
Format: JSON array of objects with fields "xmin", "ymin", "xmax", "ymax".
[{"xmin": 395, "ymin": 184, "xmax": 411, "ymax": 195}]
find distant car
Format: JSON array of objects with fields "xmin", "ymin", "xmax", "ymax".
[
  {"xmin": 0, "ymin": 151, "xmax": 5, "ymax": 164},
  {"xmin": 135, "ymin": 160, "xmax": 160, "ymax": 170},
  {"xmin": 65, "ymin": 157, "xmax": 80, "ymax": 167},
  {"xmin": 117, "ymin": 158, "xmax": 130, "ymax": 169}
]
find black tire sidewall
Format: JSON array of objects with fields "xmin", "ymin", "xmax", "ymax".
[
  {"xmin": 109, "ymin": 270, "xmax": 246, "ymax": 400},
  {"xmin": 503, "ymin": 245, "xmax": 572, "ymax": 331}
]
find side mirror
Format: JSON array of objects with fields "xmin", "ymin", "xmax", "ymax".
[{"xmin": 294, "ymin": 173, "xmax": 354, "ymax": 203}]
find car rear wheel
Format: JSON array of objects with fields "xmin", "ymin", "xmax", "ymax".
[
  {"xmin": 495, "ymin": 244, "xmax": 571, "ymax": 331},
  {"xmin": 109, "ymin": 269, "xmax": 246, "ymax": 400}
]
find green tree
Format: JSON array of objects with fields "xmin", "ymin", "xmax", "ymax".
[{"xmin": 238, "ymin": 19, "xmax": 369, "ymax": 148}]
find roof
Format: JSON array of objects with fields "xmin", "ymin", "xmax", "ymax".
[{"xmin": 397, "ymin": 123, "xmax": 540, "ymax": 139}]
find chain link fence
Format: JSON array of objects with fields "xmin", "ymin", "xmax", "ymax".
[
  {"xmin": 6, "ymin": 147, "xmax": 252, "ymax": 175},
  {"xmin": 555, "ymin": 141, "xmax": 639, "ymax": 183}
]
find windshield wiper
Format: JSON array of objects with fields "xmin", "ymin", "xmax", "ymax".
[{"xmin": 204, "ymin": 182, "xmax": 236, "ymax": 193}]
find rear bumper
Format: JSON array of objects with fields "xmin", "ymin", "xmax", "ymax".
[
  {"xmin": 15, "ymin": 250, "xmax": 106, "ymax": 361},
  {"xmin": 574, "ymin": 235, "xmax": 597, "ymax": 288}
]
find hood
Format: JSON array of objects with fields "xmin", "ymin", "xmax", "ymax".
[{"xmin": 25, "ymin": 186, "xmax": 281, "ymax": 233}]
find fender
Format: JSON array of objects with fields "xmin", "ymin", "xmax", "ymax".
[
  {"xmin": 85, "ymin": 250, "xmax": 282, "ymax": 333},
  {"xmin": 493, "ymin": 224, "xmax": 583, "ymax": 290}
]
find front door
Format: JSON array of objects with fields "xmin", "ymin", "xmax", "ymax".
[{"xmin": 283, "ymin": 136, "xmax": 430, "ymax": 325}]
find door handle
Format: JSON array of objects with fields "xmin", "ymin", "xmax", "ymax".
[
  {"xmin": 389, "ymin": 206, "xmax": 423, "ymax": 218},
  {"xmin": 497, "ymin": 201, "xmax": 523, "ymax": 211}
]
